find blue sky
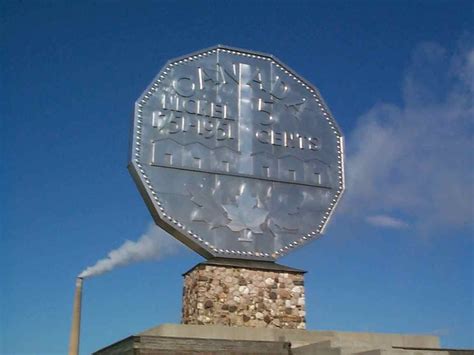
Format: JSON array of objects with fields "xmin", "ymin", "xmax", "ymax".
[{"xmin": 1, "ymin": 1, "xmax": 473, "ymax": 354}]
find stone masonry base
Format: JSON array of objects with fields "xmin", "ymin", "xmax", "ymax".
[{"xmin": 181, "ymin": 258, "xmax": 306, "ymax": 329}]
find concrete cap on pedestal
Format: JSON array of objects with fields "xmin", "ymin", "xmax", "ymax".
[{"xmin": 183, "ymin": 257, "xmax": 306, "ymax": 276}]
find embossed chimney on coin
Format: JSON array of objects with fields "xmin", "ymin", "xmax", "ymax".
[{"xmin": 182, "ymin": 259, "xmax": 306, "ymax": 329}]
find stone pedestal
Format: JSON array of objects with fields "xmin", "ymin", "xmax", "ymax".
[{"xmin": 181, "ymin": 258, "xmax": 306, "ymax": 329}]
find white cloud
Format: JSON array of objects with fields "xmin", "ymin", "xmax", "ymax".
[
  {"xmin": 342, "ymin": 39, "xmax": 474, "ymax": 233},
  {"xmin": 366, "ymin": 215, "xmax": 408, "ymax": 229}
]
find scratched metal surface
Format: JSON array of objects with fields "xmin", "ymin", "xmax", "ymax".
[{"xmin": 129, "ymin": 45, "xmax": 345, "ymax": 261}]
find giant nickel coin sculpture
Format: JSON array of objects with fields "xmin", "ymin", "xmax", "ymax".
[{"xmin": 129, "ymin": 45, "xmax": 344, "ymax": 261}]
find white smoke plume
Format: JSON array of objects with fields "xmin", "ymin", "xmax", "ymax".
[
  {"xmin": 79, "ymin": 223, "xmax": 182, "ymax": 278},
  {"xmin": 342, "ymin": 38, "xmax": 474, "ymax": 233}
]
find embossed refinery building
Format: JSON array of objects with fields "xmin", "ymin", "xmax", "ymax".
[{"xmin": 87, "ymin": 46, "xmax": 471, "ymax": 355}]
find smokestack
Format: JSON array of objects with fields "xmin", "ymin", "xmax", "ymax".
[{"xmin": 68, "ymin": 277, "xmax": 83, "ymax": 355}]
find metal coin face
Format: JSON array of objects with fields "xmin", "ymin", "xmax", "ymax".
[{"xmin": 129, "ymin": 45, "xmax": 344, "ymax": 261}]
